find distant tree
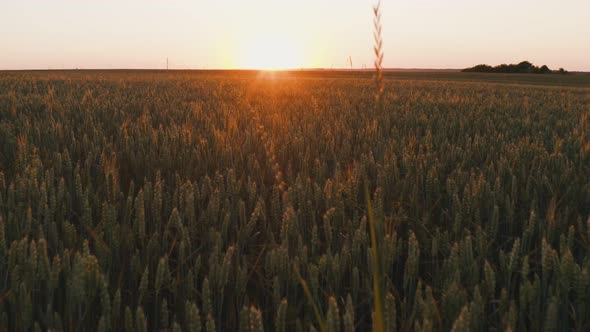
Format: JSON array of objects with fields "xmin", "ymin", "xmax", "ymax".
[
  {"xmin": 517, "ymin": 61, "xmax": 534, "ymax": 73},
  {"xmin": 463, "ymin": 61, "xmax": 558, "ymax": 74},
  {"xmin": 538, "ymin": 65, "xmax": 552, "ymax": 74},
  {"xmin": 462, "ymin": 64, "xmax": 493, "ymax": 73},
  {"xmin": 497, "ymin": 64, "xmax": 510, "ymax": 73}
]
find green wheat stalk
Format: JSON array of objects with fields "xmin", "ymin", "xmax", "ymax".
[
  {"xmin": 295, "ymin": 266, "xmax": 326, "ymax": 332},
  {"xmin": 366, "ymin": 183, "xmax": 384, "ymax": 332}
]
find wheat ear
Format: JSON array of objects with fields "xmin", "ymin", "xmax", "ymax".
[{"xmin": 373, "ymin": 0, "xmax": 384, "ymax": 112}]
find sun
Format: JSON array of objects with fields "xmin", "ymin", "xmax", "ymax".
[{"xmin": 237, "ymin": 31, "xmax": 304, "ymax": 70}]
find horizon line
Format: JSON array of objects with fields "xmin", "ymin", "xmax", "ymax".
[{"xmin": 2, "ymin": 67, "xmax": 589, "ymax": 74}]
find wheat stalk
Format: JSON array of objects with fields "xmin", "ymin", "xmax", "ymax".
[
  {"xmin": 295, "ymin": 266, "xmax": 326, "ymax": 332},
  {"xmin": 369, "ymin": 2, "xmax": 385, "ymax": 331},
  {"xmin": 373, "ymin": 0, "xmax": 384, "ymax": 112},
  {"xmin": 250, "ymin": 106, "xmax": 287, "ymax": 193},
  {"xmin": 366, "ymin": 184, "xmax": 384, "ymax": 332}
]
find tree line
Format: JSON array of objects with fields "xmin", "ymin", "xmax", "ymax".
[{"xmin": 463, "ymin": 61, "xmax": 567, "ymax": 74}]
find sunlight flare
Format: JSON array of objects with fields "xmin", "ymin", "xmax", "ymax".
[{"xmin": 236, "ymin": 30, "xmax": 305, "ymax": 70}]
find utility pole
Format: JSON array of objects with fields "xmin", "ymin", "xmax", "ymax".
[{"xmin": 166, "ymin": 57, "xmax": 169, "ymax": 70}]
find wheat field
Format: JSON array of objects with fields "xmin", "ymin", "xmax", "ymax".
[{"xmin": 0, "ymin": 69, "xmax": 589, "ymax": 331}]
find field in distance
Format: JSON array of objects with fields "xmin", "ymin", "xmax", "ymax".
[
  {"xmin": 3, "ymin": 68, "xmax": 590, "ymax": 87},
  {"xmin": 0, "ymin": 70, "xmax": 588, "ymax": 331}
]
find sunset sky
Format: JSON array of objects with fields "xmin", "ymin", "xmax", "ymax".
[{"xmin": 1, "ymin": 0, "xmax": 589, "ymax": 71}]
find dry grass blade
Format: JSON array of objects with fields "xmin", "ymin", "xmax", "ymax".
[
  {"xmin": 295, "ymin": 266, "xmax": 327, "ymax": 332},
  {"xmin": 366, "ymin": 183, "xmax": 384, "ymax": 332}
]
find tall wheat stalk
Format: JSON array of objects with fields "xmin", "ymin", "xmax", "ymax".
[
  {"xmin": 373, "ymin": 0, "xmax": 384, "ymax": 112},
  {"xmin": 369, "ymin": 2, "xmax": 385, "ymax": 332}
]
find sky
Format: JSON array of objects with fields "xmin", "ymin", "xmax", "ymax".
[{"xmin": 1, "ymin": 0, "xmax": 589, "ymax": 71}]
